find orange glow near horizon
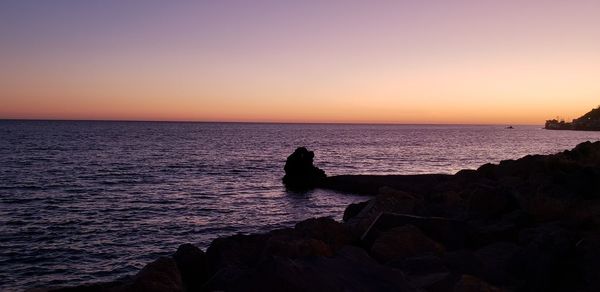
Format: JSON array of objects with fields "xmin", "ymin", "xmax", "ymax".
[{"xmin": 1, "ymin": 1, "xmax": 599, "ymax": 124}]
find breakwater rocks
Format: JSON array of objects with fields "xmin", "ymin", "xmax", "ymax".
[{"xmin": 41, "ymin": 142, "xmax": 600, "ymax": 291}]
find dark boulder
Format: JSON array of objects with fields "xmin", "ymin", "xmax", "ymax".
[
  {"xmin": 206, "ymin": 233, "xmax": 270, "ymax": 275},
  {"xmin": 469, "ymin": 210, "xmax": 530, "ymax": 246},
  {"xmin": 443, "ymin": 250, "xmax": 484, "ymax": 277},
  {"xmin": 173, "ymin": 244, "xmax": 207, "ymax": 291},
  {"xmin": 126, "ymin": 257, "xmax": 183, "ymax": 292},
  {"xmin": 283, "ymin": 147, "xmax": 326, "ymax": 189},
  {"xmin": 224, "ymin": 246, "xmax": 415, "ymax": 292},
  {"xmin": 344, "ymin": 191, "xmax": 425, "ymax": 236},
  {"xmin": 265, "ymin": 237, "xmax": 333, "ymax": 258},
  {"xmin": 407, "ymin": 272, "xmax": 457, "ymax": 292},
  {"xmin": 575, "ymin": 233, "xmax": 600, "ymax": 291},
  {"xmin": 453, "ymin": 274, "xmax": 504, "ymax": 292},
  {"xmin": 509, "ymin": 223, "xmax": 579, "ymax": 291},
  {"xmin": 370, "ymin": 224, "xmax": 445, "ymax": 263},
  {"xmin": 342, "ymin": 201, "xmax": 368, "ymax": 222},
  {"xmin": 464, "ymin": 184, "xmax": 514, "ymax": 220},
  {"xmin": 387, "ymin": 254, "xmax": 448, "ymax": 275},
  {"xmin": 361, "ymin": 213, "xmax": 474, "ymax": 250},
  {"xmin": 474, "ymin": 242, "xmax": 521, "ymax": 285},
  {"xmin": 294, "ymin": 217, "xmax": 355, "ymax": 250},
  {"xmin": 388, "ymin": 255, "xmax": 457, "ymax": 292}
]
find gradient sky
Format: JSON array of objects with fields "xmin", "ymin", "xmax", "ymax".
[{"xmin": 1, "ymin": 0, "xmax": 599, "ymax": 124}]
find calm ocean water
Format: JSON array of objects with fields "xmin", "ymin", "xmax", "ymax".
[{"xmin": 1, "ymin": 120, "xmax": 600, "ymax": 290}]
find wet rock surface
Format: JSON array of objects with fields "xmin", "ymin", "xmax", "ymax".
[{"xmin": 46, "ymin": 141, "xmax": 600, "ymax": 291}]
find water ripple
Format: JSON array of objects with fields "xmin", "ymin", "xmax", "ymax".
[{"xmin": 1, "ymin": 121, "xmax": 600, "ymax": 291}]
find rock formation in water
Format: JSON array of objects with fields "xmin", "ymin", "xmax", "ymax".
[
  {"xmin": 545, "ymin": 105, "xmax": 600, "ymax": 131},
  {"xmin": 40, "ymin": 141, "xmax": 600, "ymax": 292},
  {"xmin": 282, "ymin": 147, "xmax": 326, "ymax": 189}
]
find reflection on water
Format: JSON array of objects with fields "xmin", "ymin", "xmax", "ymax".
[{"xmin": 1, "ymin": 121, "xmax": 599, "ymax": 290}]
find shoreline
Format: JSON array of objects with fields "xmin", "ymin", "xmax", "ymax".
[{"xmin": 36, "ymin": 141, "xmax": 600, "ymax": 291}]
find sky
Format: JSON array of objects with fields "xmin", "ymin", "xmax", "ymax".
[{"xmin": 1, "ymin": 0, "xmax": 599, "ymax": 124}]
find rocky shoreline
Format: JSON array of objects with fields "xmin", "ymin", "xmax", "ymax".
[{"xmin": 37, "ymin": 142, "xmax": 600, "ymax": 292}]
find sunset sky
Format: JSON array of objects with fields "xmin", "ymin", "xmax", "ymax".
[{"xmin": 1, "ymin": 0, "xmax": 599, "ymax": 124}]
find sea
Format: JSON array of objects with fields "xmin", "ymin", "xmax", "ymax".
[{"xmin": 1, "ymin": 120, "xmax": 600, "ymax": 291}]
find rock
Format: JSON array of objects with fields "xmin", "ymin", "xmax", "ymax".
[
  {"xmin": 518, "ymin": 193, "xmax": 571, "ymax": 223},
  {"xmin": 443, "ymin": 250, "xmax": 483, "ymax": 277},
  {"xmin": 387, "ymin": 254, "xmax": 448, "ymax": 275},
  {"xmin": 476, "ymin": 163, "xmax": 498, "ymax": 180},
  {"xmin": 362, "ymin": 213, "xmax": 473, "ymax": 250},
  {"xmin": 343, "ymin": 201, "xmax": 368, "ymax": 222},
  {"xmin": 294, "ymin": 217, "xmax": 355, "ymax": 250},
  {"xmin": 444, "ymin": 243, "xmax": 521, "ymax": 287},
  {"xmin": 470, "ymin": 210, "xmax": 530, "ymax": 246},
  {"xmin": 173, "ymin": 243, "xmax": 207, "ymax": 291},
  {"xmin": 453, "ymin": 274, "xmax": 504, "ymax": 292},
  {"xmin": 387, "ymin": 254, "xmax": 457, "ymax": 291},
  {"xmin": 205, "ymin": 220, "xmax": 356, "ymax": 289},
  {"xmin": 509, "ymin": 223, "xmax": 579, "ymax": 291},
  {"xmin": 565, "ymin": 140, "xmax": 600, "ymax": 164},
  {"xmin": 370, "ymin": 224, "xmax": 445, "ymax": 263},
  {"xmin": 265, "ymin": 237, "xmax": 333, "ymax": 258},
  {"xmin": 224, "ymin": 246, "xmax": 415, "ymax": 292},
  {"xmin": 206, "ymin": 233, "xmax": 270, "ymax": 274},
  {"xmin": 464, "ymin": 184, "xmax": 514, "ymax": 220},
  {"xmin": 42, "ymin": 279, "xmax": 132, "ymax": 292},
  {"xmin": 474, "ymin": 242, "xmax": 520, "ymax": 285},
  {"xmin": 575, "ymin": 233, "xmax": 600, "ymax": 291},
  {"xmin": 282, "ymin": 147, "xmax": 326, "ymax": 189},
  {"xmin": 126, "ymin": 257, "xmax": 183, "ymax": 292},
  {"xmin": 345, "ymin": 191, "xmax": 425, "ymax": 236},
  {"xmin": 408, "ymin": 272, "xmax": 457, "ymax": 292}
]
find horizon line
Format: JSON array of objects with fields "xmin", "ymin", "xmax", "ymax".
[{"xmin": 0, "ymin": 118, "xmax": 542, "ymax": 126}]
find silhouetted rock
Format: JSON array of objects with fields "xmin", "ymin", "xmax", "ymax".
[
  {"xmin": 342, "ymin": 200, "xmax": 368, "ymax": 222},
  {"xmin": 509, "ymin": 223, "xmax": 579, "ymax": 291},
  {"xmin": 127, "ymin": 257, "xmax": 183, "ymax": 292},
  {"xmin": 443, "ymin": 250, "xmax": 484, "ymax": 278},
  {"xmin": 474, "ymin": 242, "xmax": 521, "ymax": 285},
  {"xmin": 294, "ymin": 217, "xmax": 355, "ymax": 250},
  {"xmin": 453, "ymin": 274, "xmax": 504, "ymax": 292},
  {"xmin": 370, "ymin": 224, "xmax": 444, "ymax": 263},
  {"xmin": 464, "ymin": 184, "xmax": 514, "ymax": 220},
  {"xmin": 387, "ymin": 254, "xmax": 448, "ymax": 275},
  {"xmin": 362, "ymin": 213, "xmax": 473, "ymax": 250},
  {"xmin": 206, "ymin": 232, "xmax": 270, "ymax": 275},
  {"xmin": 282, "ymin": 147, "xmax": 326, "ymax": 189},
  {"xmin": 344, "ymin": 190, "xmax": 425, "ymax": 236},
  {"xmin": 575, "ymin": 233, "xmax": 600, "ymax": 291},
  {"xmin": 173, "ymin": 243, "xmax": 207, "ymax": 291},
  {"xmin": 407, "ymin": 272, "xmax": 457, "ymax": 292},
  {"xmin": 266, "ymin": 237, "xmax": 333, "ymax": 258},
  {"xmin": 223, "ymin": 246, "xmax": 415, "ymax": 292}
]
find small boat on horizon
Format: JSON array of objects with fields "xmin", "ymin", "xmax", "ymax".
[{"xmin": 506, "ymin": 126, "xmax": 514, "ymax": 129}]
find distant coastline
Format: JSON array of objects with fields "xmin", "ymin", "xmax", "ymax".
[
  {"xmin": 0, "ymin": 118, "xmax": 537, "ymax": 127},
  {"xmin": 545, "ymin": 106, "xmax": 600, "ymax": 131}
]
